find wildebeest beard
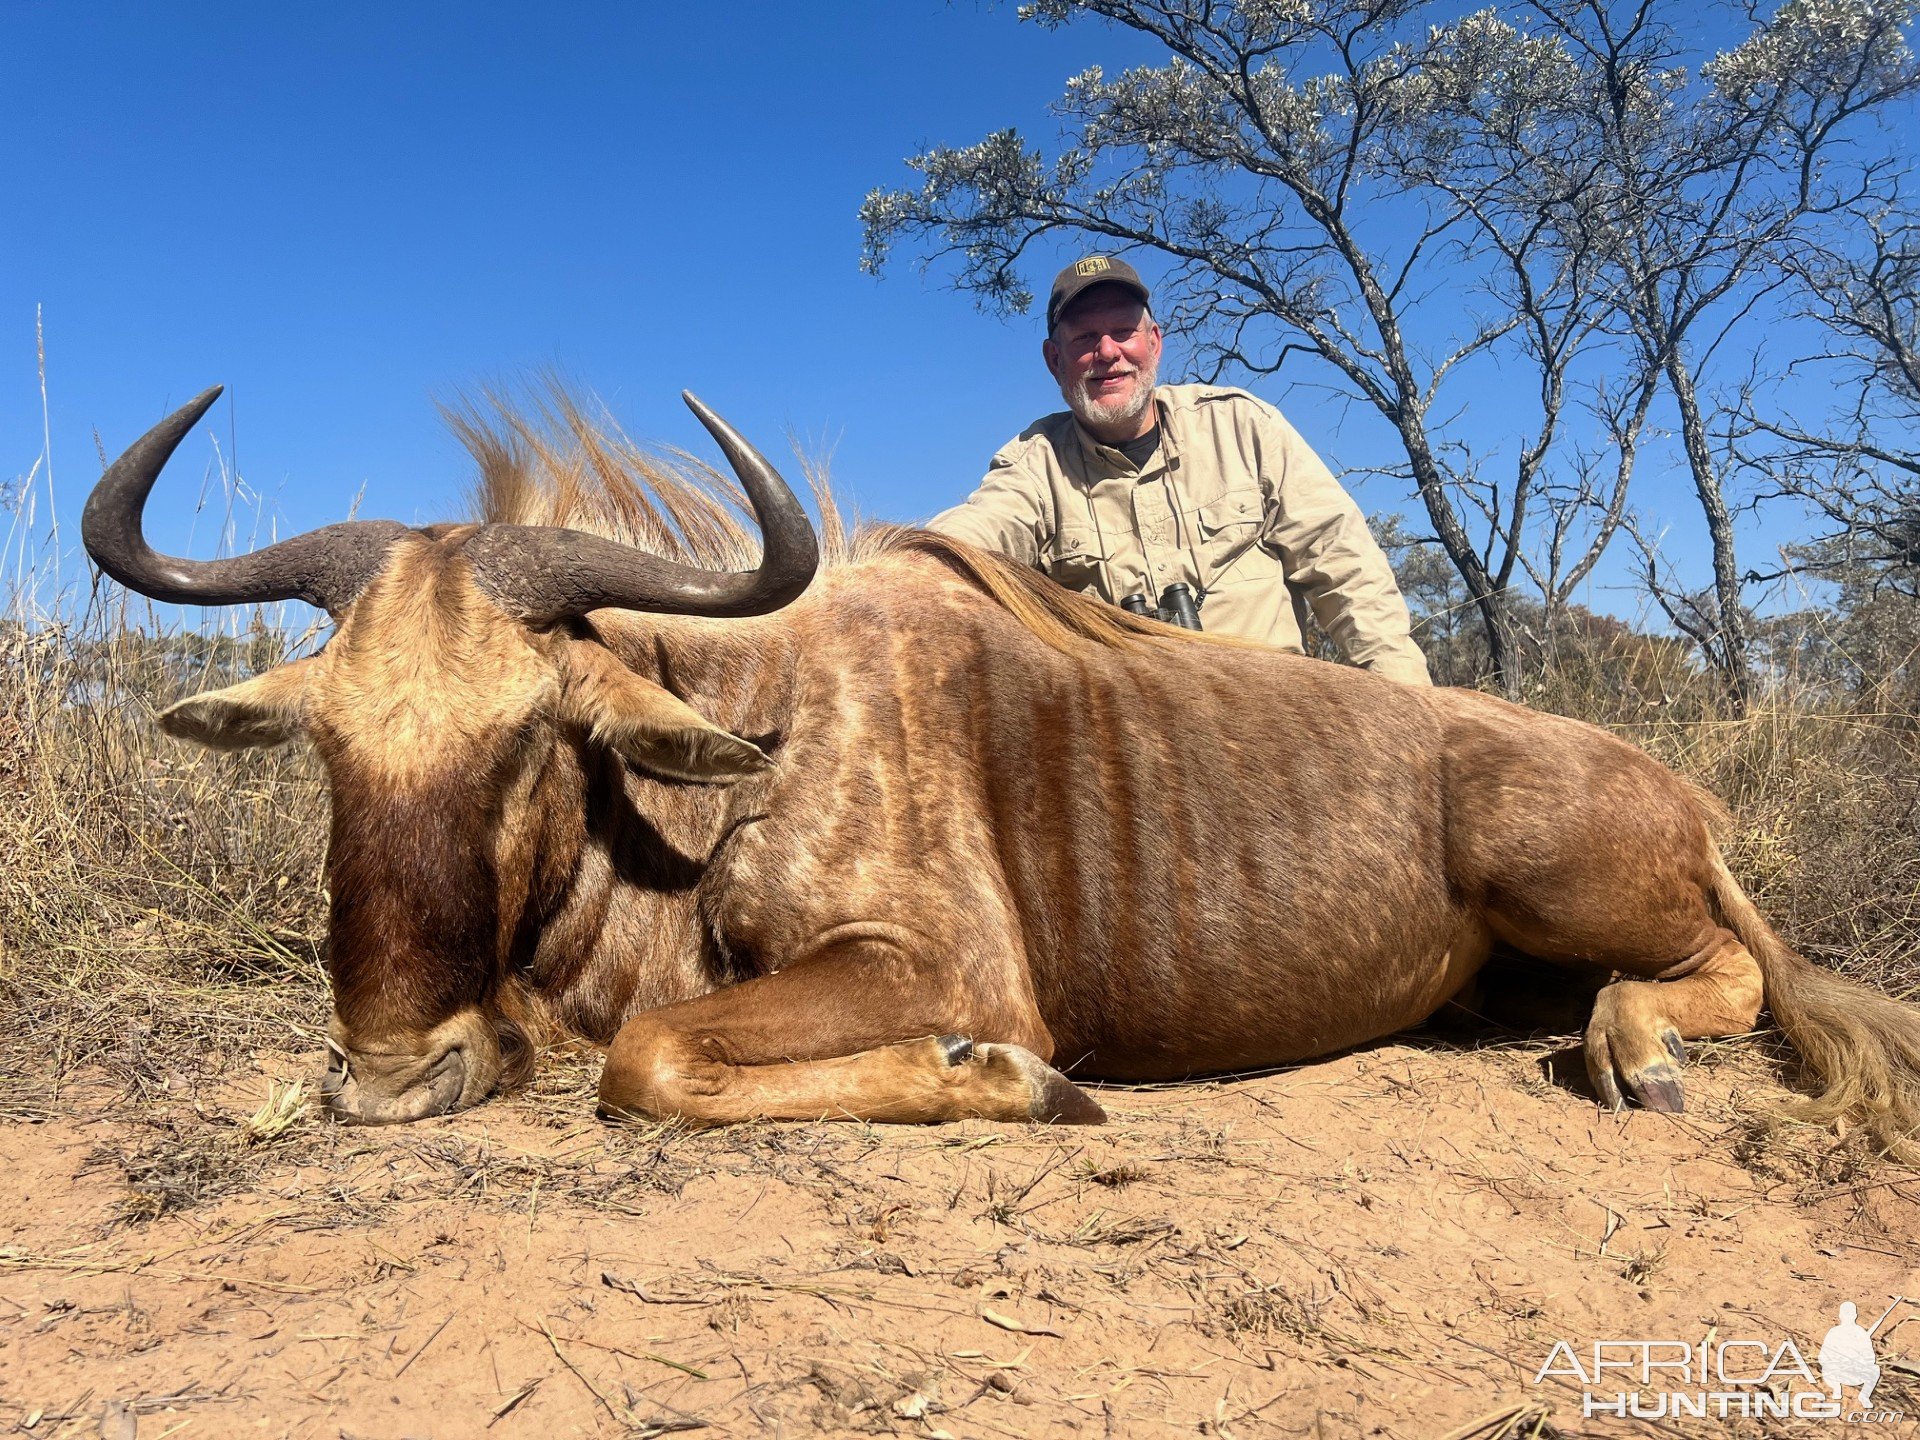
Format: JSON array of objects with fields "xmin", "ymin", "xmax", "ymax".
[{"xmin": 322, "ymin": 759, "xmax": 535, "ymax": 1091}]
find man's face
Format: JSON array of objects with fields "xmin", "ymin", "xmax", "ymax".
[{"xmin": 1044, "ymin": 288, "xmax": 1163, "ymax": 438}]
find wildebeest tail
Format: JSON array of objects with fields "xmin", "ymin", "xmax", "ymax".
[{"xmin": 1709, "ymin": 848, "xmax": 1920, "ymax": 1161}]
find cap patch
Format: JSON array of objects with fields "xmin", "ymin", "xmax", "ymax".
[{"xmin": 1074, "ymin": 257, "xmax": 1113, "ymax": 276}]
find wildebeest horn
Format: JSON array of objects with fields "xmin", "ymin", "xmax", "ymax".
[
  {"xmin": 85, "ymin": 387, "xmax": 818, "ymax": 625},
  {"xmin": 82, "ymin": 386, "xmax": 408, "ymax": 612},
  {"xmin": 463, "ymin": 391, "xmax": 820, "ymax": 624}
]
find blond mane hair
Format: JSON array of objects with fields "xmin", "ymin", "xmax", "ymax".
[
  {"xmin": 444, "ymin": 376, "xmax": 852, "ymax": 568},
  {"xmin": 862, "ymin": 528, "xmax": 1254, "ymax": 654}
]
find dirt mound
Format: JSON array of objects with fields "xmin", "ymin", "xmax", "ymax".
[{"xmin": 3, "ymin": 1040, "xmax": 1917, "ymax": 1437}]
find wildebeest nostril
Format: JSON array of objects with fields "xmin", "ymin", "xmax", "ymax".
[{"xmin": 426, "ymin": 1047, "xmax": 466, "ymax": 1113}]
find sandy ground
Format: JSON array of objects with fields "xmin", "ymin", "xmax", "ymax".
[{"xmin": 3, "ymin": 1037, "xmax": 1917, "ymax": 1439}]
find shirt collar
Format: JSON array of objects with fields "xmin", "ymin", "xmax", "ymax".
[{"xmin": 1071, "ymin": 387, "xmax": 1173, "ymax": 476}]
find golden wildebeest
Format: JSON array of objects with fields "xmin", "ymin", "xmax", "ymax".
[{"xmin": 84, "ymin": 386, "xmax": 1920, "ymax": 1157}]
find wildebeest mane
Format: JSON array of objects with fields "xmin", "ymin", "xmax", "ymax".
[
  {"xmin": 444, "ymin": 376, "xmax": 853, "ymax": 571},
  {"xmin": 867, "ymin": 528, "xmax": 1257, "ymax": 655}
]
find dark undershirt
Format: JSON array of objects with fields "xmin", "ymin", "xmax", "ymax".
[{"xmin": 1113, "ymin": 425, "xmax": 1162, "ymax": 471}]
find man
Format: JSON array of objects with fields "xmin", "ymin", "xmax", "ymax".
[{"xmin": 928, "ymin": 256, "xmax": 1431, "ymax": 686}]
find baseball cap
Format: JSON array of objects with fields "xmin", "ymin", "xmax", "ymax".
[{"xmin": 1046, "ymin": 255, "xmax": 1152, "ymax": 332}]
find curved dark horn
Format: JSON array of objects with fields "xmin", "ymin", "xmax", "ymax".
[
  {"xmin": 82, "ymin": 386, "xmax": 407, "ymax": 611},
  {"xmin": 465, "ymin": 391, "xmax": 820, "ymax": 625}
]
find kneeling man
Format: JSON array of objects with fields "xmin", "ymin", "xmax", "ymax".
[{"xmin": 928, "ymin": 256, "xmax": 1430, "ymax": 686}]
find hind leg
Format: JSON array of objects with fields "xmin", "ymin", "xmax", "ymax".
[
  {"xmin": 1441, "ymin": 691, "xmax": 1773, "ymax": 1112},
  {"xmin": 1581, "ymin": 930, "xmax": 1763, "ymax": 1111}
]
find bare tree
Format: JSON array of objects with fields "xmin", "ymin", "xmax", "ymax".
[
  {"xmin": 1390, "ymin": 9, "xmax": 1667, "ymax": 633},
  {"xmin": 1737, "ymin": 202, "xmax": 1920, "ymax": 597},
  {"xmin": 1534, "ymin": 0, "xmax": 1919, "ymax": 707},
  {"xmin": 861, "ymin": 0, "xmax": 1638, "ymax": 693}
]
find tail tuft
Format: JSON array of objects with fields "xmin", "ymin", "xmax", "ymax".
[{"xmin": 1711, "ymin": 852, "xmax": 1920, "ymax": 1162}]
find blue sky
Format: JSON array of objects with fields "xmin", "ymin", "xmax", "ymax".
[
  {"xmin": 2, "ymin": 1, "xmax": 1889, "ymax": 625},
  {"xmin": 6, "ymin": 5, "xmax": 1164, "ymax": 554}
]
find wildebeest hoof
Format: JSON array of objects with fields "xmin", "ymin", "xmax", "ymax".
[
  {"xmin": 1583, "ymin": 1032, "xmax": 1627, "ymax": 1111},
  {"xmin": 1589, "ymin": 1060, "xmax": 1626, "ymax": 1112},
  {"xmin": 1585, "ymin": 995, "xmax": 1689, "ymax": 1117},
  {"xmin": 1586, "ymin": 1043, "xmax": 1686, "ymax": 1115},
  {"xmin": 1625, "ymin": 1062, "xmax": 1685, "ymax": 1113},
  {"xmin": 973, "ymin": 1043, "xmax": 1107, "ymax": 1125}
]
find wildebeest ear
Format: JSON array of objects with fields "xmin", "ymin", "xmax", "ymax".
[
  {"xmin": 562, "ymin": 644, "xmax": 770, "ymax": 785},
  {"xmin": 157, "ymin": 657, "xmax": 317, "ymax": 751}
]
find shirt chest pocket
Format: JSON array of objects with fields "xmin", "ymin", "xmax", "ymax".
[
  {"xmin": 1193, "ymin": 487, "xmax": 1262, "ymax": 535},
  {"xmin": 1044, "ymin": 522, "xmax": 1112, "ymax": 592},
  {"xmin": 1188, "ymin": 487, "xmax": 1266, "ymax": 583}
]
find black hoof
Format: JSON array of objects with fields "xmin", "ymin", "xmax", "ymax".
[
  {"xmin": 1032, "ymin": 1071, "xmax": 1108, "ymax": 1125},
  {"xmin": 1627, "ymin": 1063, "xmax": 1686, "ymax": 1114}
]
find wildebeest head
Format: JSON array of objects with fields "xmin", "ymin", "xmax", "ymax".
[{"xmin": 84, "ymin": 388, "xmax": 818, "ymax": 1123}]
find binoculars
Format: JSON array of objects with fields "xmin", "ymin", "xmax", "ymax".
[{"xmin": 1120, "ymin": 582, "xmax": 1204, "ymax": 630}]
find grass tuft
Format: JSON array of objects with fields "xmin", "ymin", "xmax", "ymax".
[{"xmin": 240, "ymin": 1078, "xmax": 310, "ymax": 1145}]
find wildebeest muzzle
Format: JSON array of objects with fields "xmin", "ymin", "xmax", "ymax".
[{"xmin": 320, "ymin": 1008, "xmax": 502, "ymax": 1125}]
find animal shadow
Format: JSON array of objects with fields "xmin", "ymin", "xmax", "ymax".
[{"xmin": 1418, "ymin": 947, "xmax": 1608, "ymax": 1102}]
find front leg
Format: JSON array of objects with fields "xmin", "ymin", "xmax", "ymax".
[{"xmin": 596, "ymin": 935, "xmax": 1104, "ymax": 1126}]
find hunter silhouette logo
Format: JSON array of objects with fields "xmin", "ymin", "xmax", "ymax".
[
  {"xmin": 1531, "ymin": 1295, "xmax": 1911, "ymax": 1421},
  {"xmin": 1820, "ymin": 1299, "xmax": 1902, "ymax": 1409},
  {"xmin": 1074, "ymin": 256, "xmax": 1112, "ymax": 276}
]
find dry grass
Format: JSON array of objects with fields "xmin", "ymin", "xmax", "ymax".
[{"xmin": 0, "ymin": 598, "xmax": 332, "ymax": 1093}]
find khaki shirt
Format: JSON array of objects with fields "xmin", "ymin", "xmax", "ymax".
[{"xmin": 928, "ymin": 384, "xmax": 1432, "ymax": 686}]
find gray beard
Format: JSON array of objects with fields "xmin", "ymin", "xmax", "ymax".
[{"xmin": 1062, "ymin": 356, "xmax": 1159, "ymax": 433}]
